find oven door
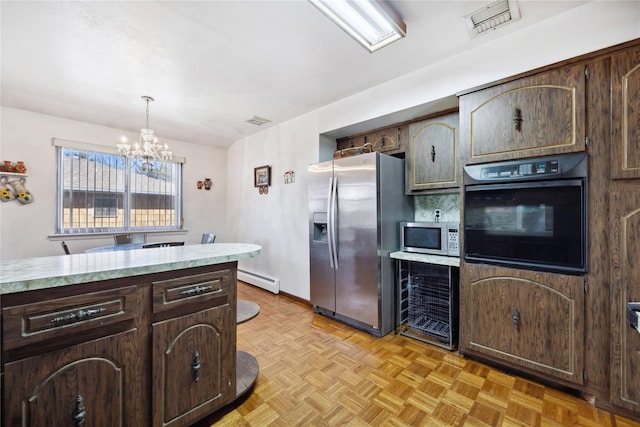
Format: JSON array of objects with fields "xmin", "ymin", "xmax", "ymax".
[{"xmin": 464, "ymin": 179, "xmax": 586, "ymax": 274}]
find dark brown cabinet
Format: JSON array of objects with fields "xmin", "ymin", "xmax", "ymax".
[
  {"xmin": 406, "ymin": 112, "xmax": 458, "ymax": 193},
  {"xmin": 2, "ymin": 263, "xmax": 240, "ymax": 427},
  {"xmin": 459, "ymin": 62, "xmax": 586, "ymax": 164},
  {"xmin": 609, "ymin": 42, "xmax": 640, "ymax": 417},
  {"xmin": 610, "ymin": 188, "xmax": 640, "ymax": 414},
  {"xmin": 151, "ymin": 269, "xmax": 236, "ymax": 427},
  {"xmin": 2, "ymin": 285, "xmax": 144, "ymax": 426},
  {"xmin": 460, "ymin": 264, "xmax": 584, "ymax": 385},
  {"xmin": 4, "ymin": 329, "xmax": 141, "ymax": 427},
  {"xmin": 611, "ymin": 46, "xmax": 640, "ymax": 180},
  {"xmin": 335, "ymin": 124, "xmax": 408, "ymax": 158}
]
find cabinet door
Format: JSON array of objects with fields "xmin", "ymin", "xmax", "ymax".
[
  {"xmin": 611, "ymin": 46, "xmax": 640, "ymax": 179},
  {"xmin": 3, "ymin": 329, "xmax": 141, "ymax": 427},
  {"xmin": 406, "ymin": 112, "xmax": 458, "ymax": 192},
  {"xmin": 461, "ymin": 264, "xmax": 584, "ymax": 384},
  {"xmin": 152, "ymin": 304, "xmax": 234, "ymax": 427},
  {"xmin": 610, "ymin": 188, "xmax": 640, "ymax": 413},
  {"xmin": 370, "ymin": 127, "xmax": 401, "ymax": 153},
  {"xmin": 460, "ymin": 62, "xmax": 586, "ymax": 163}
]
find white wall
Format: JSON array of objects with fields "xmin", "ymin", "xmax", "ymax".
[
  {"xmin": 0, "ymin": 107, "xmax": 228, "ymax": 260},
  {"xmin": 227, "ymin": 2, "xmax": 640, "ymax": 300}
]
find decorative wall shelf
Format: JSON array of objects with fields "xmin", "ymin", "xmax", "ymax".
[{"xmin": 0, "ymin": 172, "xmax": 29, "ymax": 178}]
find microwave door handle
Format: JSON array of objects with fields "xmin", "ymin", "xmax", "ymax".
[{"xmin": 330, "ymin": 177, "xmax": 338, "ymax": 269}]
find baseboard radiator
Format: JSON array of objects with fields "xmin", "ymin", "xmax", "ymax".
[{"xmin": 237, "ymin": 269, "xmax": 280, "ymax": 294}]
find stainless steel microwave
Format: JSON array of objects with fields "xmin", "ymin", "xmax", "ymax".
[{"xmin": 400, "ymin": 222, "xmax": 460, "ymax": 257}]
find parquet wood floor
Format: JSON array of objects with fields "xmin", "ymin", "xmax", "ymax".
[{"xmin": 195, "ymin": 282, "xmax": 640, "ymax": 427}]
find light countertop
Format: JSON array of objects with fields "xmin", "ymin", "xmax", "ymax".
[
  {"xmin": 0, "ymin": 243, "xmax": 261, "ymax": 295},
  {"xmin": 390, "ymin": 251, "xmax": 460, "ymax": 267}
]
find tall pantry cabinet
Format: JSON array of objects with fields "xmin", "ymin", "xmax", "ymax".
[
  {"xmin": 457, "ymin": 38, "xmax": 640, "ymax": 420},
  {"xmin": 609, "ymin": 44, "xmax": 640, "ymax": 415}
]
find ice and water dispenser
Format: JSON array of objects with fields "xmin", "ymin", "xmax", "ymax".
[{"xmin": 312, "ymin": 212, "xmax": 328, "ymax": 243}]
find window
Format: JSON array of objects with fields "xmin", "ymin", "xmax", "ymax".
[
  {"xmin": 93, "ymin": 196, "xmax": 118, "ymax": 218},
  {"xmin": 55, "ymin": 139, "xmax": 183, "ymax": 234}
]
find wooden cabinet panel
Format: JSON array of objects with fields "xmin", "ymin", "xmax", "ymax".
[
  {"xmin": 3, "ymin": 329, "xmax": 142, "ymax": 427},
  {"xmin": 461, "ymin": 264, "xmax": 584, "ymax": 384},
  {"xmin": 2, "ymin": 285, "xmax": 139, "ymax": 351},
  {"xmin": 610, "ymin": 188, "xmax": 640, "ymax": 413},
  {"xmin": 460, "ymin": 62, "xmax": 586, "ymax": 163},
  {"xmin": 152, "ymin": 268, "xmax": 232, "ymax": 318},
  {"xmin": 335, "ymin": 125, "xmax": 408, "ymax": 158},
  {"xmin": 152, "ymin": 304, "xmax": 234, "ymax": 427},
  {"xmin": 611, "ymin": 46, "xmax": 640, "ymax": 179},
  {"xmin": 406, "ymin": 112, "xmax": 458, "ymax": 192},
  {"xmin": 370, "ymin": 127, "xmax": 401, "ymax": 153}
]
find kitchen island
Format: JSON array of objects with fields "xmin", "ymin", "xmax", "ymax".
[{"xmin": 0, "ymin": 243, "xmax": 261, "ymax": 427}]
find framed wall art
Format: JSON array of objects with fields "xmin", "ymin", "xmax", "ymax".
[{"xmin": 254, "ymin": 165, "xmax": 271, "ymax": 187}]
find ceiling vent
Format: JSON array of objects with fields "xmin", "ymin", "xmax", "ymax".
[
  {"xmin": 464, "ymin": 0, "xmax": 521, "ymax": 38},
  {"xmin": 246, "ymin": 116, "xmax": 272, "ymax": 126}
]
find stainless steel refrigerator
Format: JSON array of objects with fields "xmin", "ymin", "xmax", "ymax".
[{"xmin": 308, "ymin": 151, "xmax": 413, "ymax": 337}]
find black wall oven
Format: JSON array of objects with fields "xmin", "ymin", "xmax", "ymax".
[{"xmin": 463, "ymin": 153, "xmax": 587, "ymax": 275}]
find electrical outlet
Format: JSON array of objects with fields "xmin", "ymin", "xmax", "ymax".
[{"xmin": 434, "ymin": 209, "xmax": 441, "ymax": 221}]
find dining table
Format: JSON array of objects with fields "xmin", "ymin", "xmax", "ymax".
[{"xmin": 84, "ymin": 242, "xmax": 186, "ymax": 253}]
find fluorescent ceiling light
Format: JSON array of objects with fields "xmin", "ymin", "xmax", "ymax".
[{"xmin": 309, "ymin": 0, "xmax": 406, "ymax": 53}]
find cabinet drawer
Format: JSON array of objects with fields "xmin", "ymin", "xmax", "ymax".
[
  {"xmin": 152, "ymin": 270, "xmax": 232, "ymax": 315},
  {"xmin": 2, "ymin": 286, "xmax": 139, "ymax": 351}
]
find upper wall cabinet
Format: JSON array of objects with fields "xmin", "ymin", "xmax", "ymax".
[
  {"xmin": 459, "ymin": 62, "xmax": 586, "ymax": 164},
  {"xmin": 336, "ymin": 125, "xmax": 408, "ymax": 158},
  {"xmin": 611, "ymin": 46, "xmax": 640, "ymax": 179},
  {"xmin": 406, "ymin": 112, "xmax": 459, "ymax": 193}
]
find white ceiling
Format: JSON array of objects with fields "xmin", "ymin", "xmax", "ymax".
[{"xmin": 1, "ymin": 1, "xmax": 588, "ymax": 149}]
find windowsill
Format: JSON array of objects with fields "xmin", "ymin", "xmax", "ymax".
[{"xmin": 48, "ymin": 230, "xmax": 189, "ymax": 241}]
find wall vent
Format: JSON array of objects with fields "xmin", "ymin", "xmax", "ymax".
[{"xmin": 464, "ymin": 0, "xmax": 521, "ymax": 38}]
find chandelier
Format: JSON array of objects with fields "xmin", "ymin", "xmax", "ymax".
[{"xmin": 117, "ymin": 96, "xmax": 172, "ymax": 168}]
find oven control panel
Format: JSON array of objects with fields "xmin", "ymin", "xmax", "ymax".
[
  {"xmin": 463, "ymin": 153, "xmax": 587, "ymax": 185},
  {"xmin": 481, "ymin": 159, "xmax": 559, "ymax": 179}
]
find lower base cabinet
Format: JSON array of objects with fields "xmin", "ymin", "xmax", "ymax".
[
  {"xmin": 153, "ymin": 304, "xmax": 235, "ymax": 427},
  {"xmin": 460, "ymin": 264, "xmax": 585, "ymax": 385},
  {"xmin": 3, "ymin": 329, "xmax": 142, "ymax": 426}
]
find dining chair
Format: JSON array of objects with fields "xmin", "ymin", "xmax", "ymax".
[
  {"xmin": 114, "ymin": 233, "xmax": 147, "ymax": 245},
  {"xmin": 61, "ymin": 241, "xmax": 71, "ymax": 255},
  {"xmin": 201, "ymin": 233, "xmax": 216, "ymax": 244},
  {"xmin": 142, "ymin": 241, "xmax": 185, "ymax": 248}
]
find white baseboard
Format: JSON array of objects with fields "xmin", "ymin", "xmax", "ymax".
[{"xmin": 237, "ymin": 269, "xmax": 280, "ymax": 294}]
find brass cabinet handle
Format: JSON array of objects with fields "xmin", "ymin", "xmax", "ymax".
[
  {"xmin": 192, "ymin": 351, "xmax": 201, "ymax": 382},
  {"xmin": 73, "ymin": 395, "xmax": 86, "ymax": 427},
  {"xmin": 51, "ymin": 307, "xmax": 107, "ymax": 324},
  {"xmin": 513, "ymin": 108, "xmax": 523, "ymax": 131},
  {"xmin": 513, "ymin": 307, "xmax": 520, "ymax": 331},
  {"xmin": 180, "ymin": 284, "xmax": 213, "ymax": 296}
]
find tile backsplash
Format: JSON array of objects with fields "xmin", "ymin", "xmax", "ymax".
[{"xmin": 414, "ymin": 193, "xmax": 460, "ymax": 223}]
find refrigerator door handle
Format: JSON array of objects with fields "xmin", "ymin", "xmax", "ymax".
[
  {"xmin": 327, "ymin": 177, "xmax": 335, "ymax": 269},
  {"xmin": 330, "ymin": 176, "xmax": 339, "ymax": 269}
]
